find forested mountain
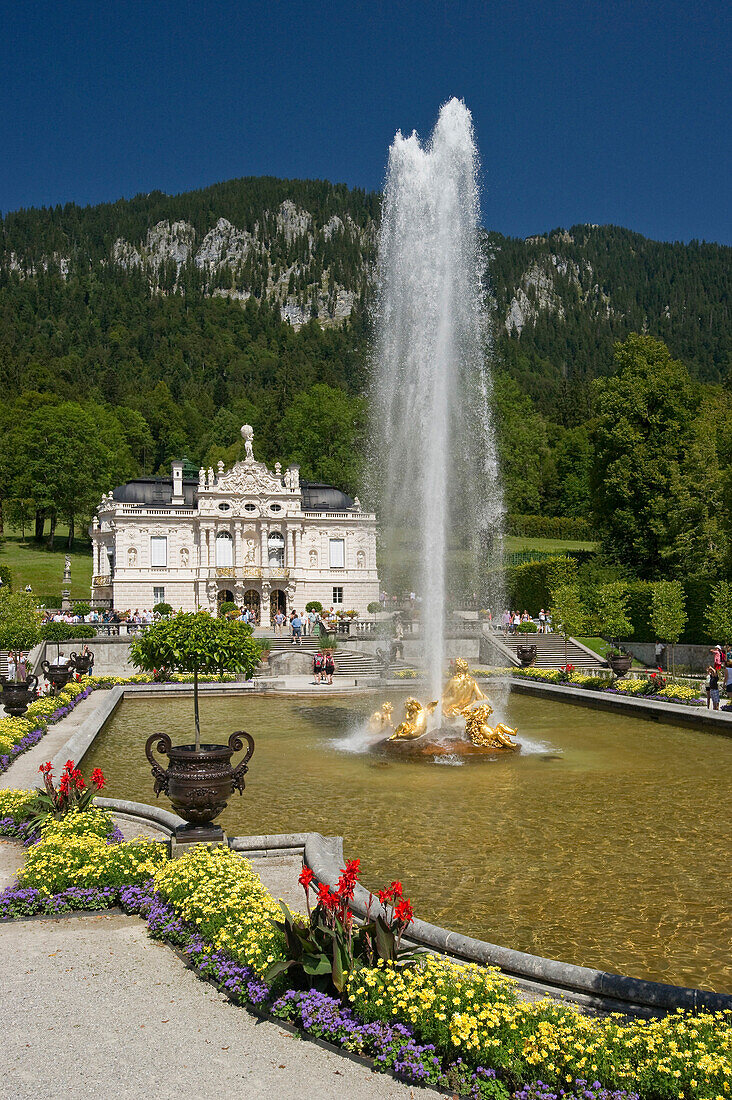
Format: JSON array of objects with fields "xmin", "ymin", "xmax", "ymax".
[{"xmin": 0, "ymin": 175, "xmax": 730, "ymax": 568}]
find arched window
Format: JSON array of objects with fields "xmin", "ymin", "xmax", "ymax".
[
  {"xmin": 268, "ymin": 531, "xmax": 285, "ymax": 567},
  {"xmin": 216, "ymin": 531, "xmax": 233, "ymax": 567}
]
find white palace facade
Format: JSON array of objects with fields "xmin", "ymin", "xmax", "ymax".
[{"xmin": 91, "ymin": 426, "xmax": 379, "ymax": 620}]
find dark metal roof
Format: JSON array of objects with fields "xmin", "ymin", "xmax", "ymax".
[
  {"xmin": 111, "ymin": 477, "xmax": 354, "ymax": 512},
  {"xmin": 300, "ymin": 482, "xmax": 355, "ymax": 511},
  {"xmin": 112, "ymin": 478, "xmax": 198, "ymax": 507}
]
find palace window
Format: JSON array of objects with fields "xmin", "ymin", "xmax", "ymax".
[
  {"xmin": 216, "ymin": 531, "xmax": 233, "ymax": 567},
  {"xmin": 153, "ymin": 587, "xmax": 165, "ymax": 604},
  {"xmin": 332, "ymin": 586, "xmax": 344, "ymax": 604},
  {"xmin": 244, "ymin": 503, "xmax": 257, "ymax": 512},
  {"xmin": 329, "ymin": 538, "xmax": 345, "ymax": 569},
  {"xmin": 268, "ymin": 531, "xmax": 285, "ymax": 567},
  {"xmin": 270, "ymin": 503, "xmax": 282, "ymax": 513},
  {"xmin": 218, "ymin": 502, "xmax": 231, "ymax": 512},
  {"xmin": 150, "ymin": 536, "xmax": 167, "ymax": 568}
]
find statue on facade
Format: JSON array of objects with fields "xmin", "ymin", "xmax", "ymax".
[{"xmin": 241, "ymin": 424, "xmax": 255, "ymax": 461}]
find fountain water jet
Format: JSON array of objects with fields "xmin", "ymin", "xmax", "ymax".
[{"xmin": 372, "ymin": 99, "xmax": 504, "ymax": 696}]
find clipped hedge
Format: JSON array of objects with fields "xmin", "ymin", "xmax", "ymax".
[{"xmin": 506, "ymin": 514, "xmax": 595, "ymax": 541}]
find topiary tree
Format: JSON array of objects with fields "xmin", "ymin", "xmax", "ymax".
[
  {"xmin": 72, "ymin": 603, "xmax": 90, "ymax": 618},
  {"xmin": 130, "ymin": 611, "xmax": 261, "ymax": 750},
  {"xmin": 550, "ymin": 585, "xmax": 587, "ymax": 665},
  {"xmin": 305, "ymin": 601, "xmax": 323, "ymax": 613},
  {"xmin": 153, "ymin": 602, "xmax": 173, "ymax": 617},
  {"xmin": 705, "ymin": 581, "xmax": 732, "ymax": 646},
  {"xmin": 367, "ymin": 601, "xmax": 382, "ymax": 614},
  {"xmin": 218, "ymin": 601, "xmax": 239, "ymax": 619},
  {"xmin": 650, "ymin": 581, "xmax": 686, "ymax": 679},
  {"xmin": 588, "ymin": 583, "xmax": 633, "ymax": 647},
  {"xmin": 0, "ymin": 590, "xmax": 42, "ymax": 654}
]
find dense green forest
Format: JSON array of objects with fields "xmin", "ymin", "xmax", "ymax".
[{"xmin": 0, "ymin": 176, "xmax": 730, "ymax": 578}]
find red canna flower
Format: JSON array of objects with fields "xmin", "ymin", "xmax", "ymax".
[
  {"xmin": 394, "ymin": 898, "xmax": 414, "ymax": 925},
  {"xmin": 38, "ymin": 762, "xmax": 52, "ymax": 775},
  {"xmin": 343, "ymin": 858, "xmax": 360, "ymax": 878},
  {"xmin": 298, "ymin": 866, "xmax": 314, "ymax": 891},
  {"xmin": 390, "ymin": 880, "xmax": 403, "ymax": 898},
  {"xmin": 378, "ymin": 886, "xmax": 393, "ymax": 907},
  {"xmin": 316, "ymin": 883, "xmax": 338, "ymax": 911},
  {"xmin": 91, "ymin": 768, "xmax": 105, "ymax": 790}
]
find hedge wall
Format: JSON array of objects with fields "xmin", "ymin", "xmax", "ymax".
[
  {"xmin": 501, "ymin": 567, "xmax": 714, "ymax": 643},
  {"xmin": 506, "ymin": 514, "xmax": 595, "ymax": 541}
]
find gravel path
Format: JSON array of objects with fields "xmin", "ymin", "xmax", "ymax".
[{"xmin": 2, "ymin": 915, "xmax": 423, "ymax": 1099}]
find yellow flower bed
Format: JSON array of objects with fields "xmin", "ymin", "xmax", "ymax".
[
  {"xmin": 0, "ymin": 787, "xmax": 38, "ymax": 821},
  {"xmin": 656, "ymin": 684, "xmax": 702, "ymax": 703},
  {"xmin": 347, "ymin": 958, "xmax": 732, "ymax": 1097},
  {"xmin": 153, "ymin": 846, "xmax": 287, "ymax": 975},
  {"xmin": 18, "ymin": 815, "xmax": 165, "ymax": 894}
]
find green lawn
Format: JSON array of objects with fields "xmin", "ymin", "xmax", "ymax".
[
  {"xmin": 0, "ymin": 526, "xmax": 92, "ymax": 600},
  {"xmin": 504, "ymin": 535, "xmax": 598, "ymax": 554}
]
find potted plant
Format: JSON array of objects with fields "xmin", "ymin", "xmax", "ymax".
[
  {"xmin": 516, "ymin": 643, "xmax": 538, "ymax": 666},
  {"xmin": 130, "ymin": 611, "xmax": 262, "ymax": 843},
  {"xmin": 607, "ymin": 646, "xmax": 632, "ymax": 676},
  {"xmin": 0, "ymin": 590, "xmax": 42, "ymax": 715}
]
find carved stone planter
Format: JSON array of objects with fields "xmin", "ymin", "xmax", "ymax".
[
  {"xmin": 70, "ymin": 652, "xmax": 93, "ymax": 676},
  {"xmin": 609, "ymin": 655, "xmax": 632, "ymax": 677},
  {"xmin": 0, "ymin": 675, "xmax": 39, "ymax": 717},
  {"xmin": 41, "ymin": 660, "xmax": 76, "ymax": 694},
  {"xmin": 516, "ymin": 644, "xmax": 538, "ymax": 667},
  {"xmin": 145, "ymin": 731, "xmax": 255, "ymax": 841}
]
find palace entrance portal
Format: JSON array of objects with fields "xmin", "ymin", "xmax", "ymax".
[
  {"xmin": 270, "ymin": 589, "xmax": 286, "ymax": 623},
  {"xmin": 243, "ymin": 589, "xmax": 261, "ymax": 622}
]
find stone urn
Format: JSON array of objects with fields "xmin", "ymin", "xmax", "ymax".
[
  {"xmin": 70, "ymin": 651, "xmax": 94, "ymax": 676},
  {"xmin": 609, "ymin": 654, "xmax": 632, "ymax": 677},
  {"xmin": 516, "ymin": 644, "xmax": 538, "ymax": 667},
  {"xmin": 145, "ymin": 731, "xmax": 255, "ymax": 840},
  {"xmin": 41, "ymin": 659, "xmax": 76, "ymax": 694},
  {"xmin": 0, "ymin": 675, "xmax": 39, "ymax": 717}
]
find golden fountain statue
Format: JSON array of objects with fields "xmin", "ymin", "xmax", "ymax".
[{"xmin": 376, "ymin": 658, "xmax": 520, "ymax": 759}]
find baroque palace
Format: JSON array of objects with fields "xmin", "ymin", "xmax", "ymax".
[{"xmin": 90, "ymin": 425, "xmax": 379, "ymax": 620}]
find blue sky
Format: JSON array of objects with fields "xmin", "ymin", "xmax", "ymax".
[{"xmin": 2, "ymin": 0, "xmax": 730, "ymax": 243}]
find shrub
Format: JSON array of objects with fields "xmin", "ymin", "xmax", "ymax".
[
  {"xmin": 72, "ymin": 603, "xmax": 90, "ymax": 617},
  {"xmin": 153, "ymin": 602, "xmax": 173, "ymax": 617},
  {"xmin": 506, "ymin": 556, "xmax": 575, "ymax": 614},
  {"xmin": 0, "ymin": 565, "xmax": 12, "ymax": 590},
  {"xmin": 40, "ymin": 622, "xmax": 95, "ymax": 642},
  {"xmin": 218, "ymin": 601, "xmax": 239, "ymax": 618},
  {"xmin": 505, "ymin": 514, "xmax": 595, "ymax": 540},
  {"xmin": 516, "ymin": 620, "xmax": 538, "ymax": 633},
  {"xmin": 367, "ymin": 601, "xmax": 382, "ymax": 614}
]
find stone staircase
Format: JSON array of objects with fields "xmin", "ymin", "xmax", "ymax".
[
  {"xmin": 501, "ymin": 633, "xmax": 604, "ymax": 670},
  {"xmin": 259, "ymin": 634, "xmax": 404, "ymax": 676}
]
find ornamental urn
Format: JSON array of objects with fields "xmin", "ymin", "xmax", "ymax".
[{"xmin": 145, "ymin": 731, "xmax": 255, "ymax": 841}]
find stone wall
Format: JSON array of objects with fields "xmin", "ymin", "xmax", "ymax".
[{"xmin": 624, "ymin": 641, "xmax": 720, "ymax": 673}]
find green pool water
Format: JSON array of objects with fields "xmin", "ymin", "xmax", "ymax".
[{"xmin": 83, "ymin": 691, "xmax": 732, "ymax": 992}]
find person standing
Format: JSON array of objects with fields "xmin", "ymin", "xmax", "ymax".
[
  {"xmin": 16, "ymin": 652, "xmax": 27, "ymax": 682},
  {"xmin": 706, "ymin": 665, "xmax": 720, "ymax": 711},
  {"xmin": 538, "ymin": 609, "xmax": 546, "ymax": 634},
  {"xmin": 274, "ymin": 610, "xmax": 284, "ymax": 636},
  {"xmin": 6, "ymin": 651, "xmax": 16, "ymax": 681},
  {"xmin": 291, "ymin": 611, "xmax": 302, "ymax": 645},
  {"xmin": 313, "ymin": 651, "xmax": 323, "ymax": 684},
  {"xmin": 725, "ymin": 648, "xmax": 732, "ymax": 700},
  {"xmin": 324, "ymin": 650, "xmax": 335, "ymax": 685}
]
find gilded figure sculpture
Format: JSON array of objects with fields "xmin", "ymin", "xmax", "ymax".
[
  {"xmin": 441, "ymin": 657, "xmax": 488, "ymax": 717},
  {"xmin": 388, "ymin": 697, "xmax": 439, "ymax": 740},
  {"xmin": 368, "ymin": 701, "xmax": 395, "ymax": 732},
  {"xmin": 464, "ymin": 705, "xmax": 519, "ymax": 751},
  {"xmin": 375, "ymin": 657, "xmax": 521, "ymax": 759}
]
